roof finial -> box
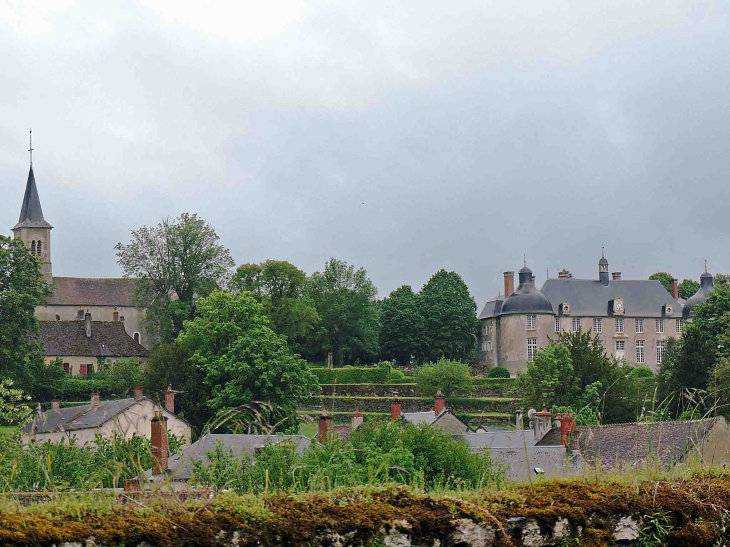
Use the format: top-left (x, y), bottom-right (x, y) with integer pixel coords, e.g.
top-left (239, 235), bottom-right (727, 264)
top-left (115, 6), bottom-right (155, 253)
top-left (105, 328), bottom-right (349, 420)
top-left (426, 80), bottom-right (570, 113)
top-left (28, 128), bottom-right (33, 167)
top-left (601, 244), bottom-right (605, 259)
top-left (705, 259), bottom-right (708, 274)
top-left (523, 254), bottom-right (526, 267)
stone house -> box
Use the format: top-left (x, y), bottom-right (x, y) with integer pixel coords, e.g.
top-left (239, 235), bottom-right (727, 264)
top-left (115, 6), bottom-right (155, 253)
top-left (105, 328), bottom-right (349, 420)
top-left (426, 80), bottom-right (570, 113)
top-left (477, 253), bottom-right (714, 375)
top-left (21, 386), bottom-right (191, 446)
top-left (11, 164), bottom-right (151, 349)
top-left (39, 312), bottom-right (150, 376)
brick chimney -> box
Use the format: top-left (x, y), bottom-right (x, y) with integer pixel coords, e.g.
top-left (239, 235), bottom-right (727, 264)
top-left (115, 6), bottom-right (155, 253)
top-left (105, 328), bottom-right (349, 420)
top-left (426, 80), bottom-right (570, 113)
top-left (318, 411), bottom-right (332, 442)
top-left (671, 278), bottom-right (679, 300)
top-left (150, 411), bottom-right (169, 474)
top-left (503, 271), bottom-right (515, 298)
top-left (51, 399), bottom-right (60, 411)
top-left (84, 311), bottom-right (92, 338)
top-left (612, 272), bottom-right (622, 281)
top-left (134, 385), bottom-right (144, 401)
top-left (532, 406), bottom-right (552, 444)
top-left (351, 408), bottom-right (364, 431)
top-left (90, 392), bottom-right (100, 407)
top-left (77, 307), bottom-right (84, 319)
top-left (390, 396), bottom-right (402, 420)
top-left (165, 385), bottom-right (175, 414)
top-left (434, 390), bottom-right (445, 415)
top-left (113, 307), bottom-right (119, 321)
top-left (560, 412), bottom-right (576, 446)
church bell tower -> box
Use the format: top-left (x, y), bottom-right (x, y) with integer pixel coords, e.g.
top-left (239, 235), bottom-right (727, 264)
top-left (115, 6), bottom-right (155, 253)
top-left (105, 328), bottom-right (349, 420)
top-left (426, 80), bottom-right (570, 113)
top-left (12, 131), bottom-right (53, 283)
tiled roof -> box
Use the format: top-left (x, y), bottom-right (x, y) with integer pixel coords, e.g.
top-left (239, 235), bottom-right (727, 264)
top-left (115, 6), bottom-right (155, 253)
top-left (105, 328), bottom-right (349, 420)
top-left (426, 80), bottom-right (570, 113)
top-left (314, 424), bottom-right (353, 441)
top-left (478, 297), bottom-right (504, 319)
top-left (22, 398), bottom-right (139, 434)
top-left (39, 320), bottom-right (150, 358)
top-left (47, 277), bottom-right (138, 307)
top-left (536, 418), bottom-right (724, 469)
top-left (154, 434), bottom-right (313, 480)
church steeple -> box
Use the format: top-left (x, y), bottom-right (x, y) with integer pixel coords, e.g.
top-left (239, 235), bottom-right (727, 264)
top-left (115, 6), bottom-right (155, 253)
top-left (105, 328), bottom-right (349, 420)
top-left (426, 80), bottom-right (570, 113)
top-left (12, 136), bottom-right (53, 283)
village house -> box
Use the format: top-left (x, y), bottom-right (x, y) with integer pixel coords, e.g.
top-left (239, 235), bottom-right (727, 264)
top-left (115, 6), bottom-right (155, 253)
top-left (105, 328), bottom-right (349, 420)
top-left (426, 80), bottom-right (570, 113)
top-left (21, 386), bottom-right (191, 446)
top-left (478, 252), bottom-right (715, 375)
top-left (39, 311), bottom-right (150, 376)
top-left (11, 163), bottom-right (151, 349)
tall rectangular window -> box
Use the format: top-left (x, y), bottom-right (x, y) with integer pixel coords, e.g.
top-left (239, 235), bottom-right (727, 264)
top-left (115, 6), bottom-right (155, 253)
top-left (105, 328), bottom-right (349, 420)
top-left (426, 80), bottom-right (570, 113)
top-left (527, 338), bottom-right (538, 361)
top-left (615, 339), bottom-right (626, 357)
top-left (527, 315), bottom-right (537, 330)
top-left (555, 316), bottom-right (561, 333)
top-left (636, 319), bottom-right (644, 333)
top-left (572, 318), bottom-right (581, 332)
top-left (615, 318), bottom-right (624, 334)
top-left (487, 341), bottom-right (492, 351)
top-left (636, 340), bottom-right (645, 364)
top-left (656, 319), bottom-right (664, 334)
top-left (657, 340), bottom-right (666, 363)
top-left (593, 318), bottom-right (602, 332)
top-left (676, 319), bottom-right (683, 334)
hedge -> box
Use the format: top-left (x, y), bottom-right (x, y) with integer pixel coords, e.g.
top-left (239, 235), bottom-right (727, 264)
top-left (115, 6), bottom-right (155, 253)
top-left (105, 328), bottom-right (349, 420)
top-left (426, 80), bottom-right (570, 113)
top-left (310, 362), bottom-right (400, 384)
top-left (55, 378), bottom-right (113, 399)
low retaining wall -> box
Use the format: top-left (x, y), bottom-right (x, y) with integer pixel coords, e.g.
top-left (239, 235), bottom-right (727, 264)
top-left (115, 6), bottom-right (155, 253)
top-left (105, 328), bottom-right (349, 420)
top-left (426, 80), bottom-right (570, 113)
top-left (318, 383), bottom-right (515, 398)
top-left (301, 395), bottom-right (518, 414)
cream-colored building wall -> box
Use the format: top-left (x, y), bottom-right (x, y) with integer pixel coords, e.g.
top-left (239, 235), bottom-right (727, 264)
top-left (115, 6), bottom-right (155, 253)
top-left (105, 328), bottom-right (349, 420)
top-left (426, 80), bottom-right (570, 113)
top-left (44, 355), bottom-right (147, 376)
top-left (14, 227), bottom-right (52, 281)
top-left (555, 316), bottom-right (682, 371)
top-left (431, 413), bottom-right (471, 435)
top-left (36, 305), bottom-right (149, 349)
top-left (23, 399), bottom-right (191, 446)
top-left (498, 314), bottom-right (555, 376)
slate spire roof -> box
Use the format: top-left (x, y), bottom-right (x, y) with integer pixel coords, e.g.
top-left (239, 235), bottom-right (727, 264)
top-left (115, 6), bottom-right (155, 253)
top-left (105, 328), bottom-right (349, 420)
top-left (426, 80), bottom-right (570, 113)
top-left (13, 166), bottom-right (52, 230)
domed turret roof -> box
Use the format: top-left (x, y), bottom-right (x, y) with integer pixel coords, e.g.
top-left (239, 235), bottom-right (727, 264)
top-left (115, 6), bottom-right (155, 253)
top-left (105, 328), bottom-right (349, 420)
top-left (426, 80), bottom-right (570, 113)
top-left (501, 265), bottom-right (554, 315)
top-left (684, 270), bottom-right (714, 318)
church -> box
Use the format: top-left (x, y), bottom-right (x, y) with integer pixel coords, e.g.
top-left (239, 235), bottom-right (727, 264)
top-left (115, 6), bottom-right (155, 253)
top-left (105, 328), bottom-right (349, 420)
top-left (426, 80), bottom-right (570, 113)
top-left (11, 162), bottom-right (150, 375)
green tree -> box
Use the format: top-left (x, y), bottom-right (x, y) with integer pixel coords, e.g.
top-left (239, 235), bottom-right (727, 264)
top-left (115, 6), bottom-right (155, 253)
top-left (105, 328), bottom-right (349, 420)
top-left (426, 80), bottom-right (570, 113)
top-left (230, 260), bottom-right (319, 345)
top-left (420, 270), bottom-right (479, 362)
top-left (515, 344), bottom-right (577, 410)
top-left (177, 291), bottom-right (319, 429)
top-left (0, 379), bottom-right (32, 426)
top-left (678, 279), bottom-right (700, 300)
top-left (143, 343), bottom-right (211, 434)
top-left (379, 285), bottom-right (425, 367)
top-left (649, 272), bottom-right (674, 293)
top-left (415, 358), bottom-right (472, 396)
top-left (115, 213), bottom-right (235, 344)
top-left (305, 258), bottom-right (380, 366)
top-left (97, 357), bottom-right (143, 396)
top-left (0, 235), bottom-right (60, 398)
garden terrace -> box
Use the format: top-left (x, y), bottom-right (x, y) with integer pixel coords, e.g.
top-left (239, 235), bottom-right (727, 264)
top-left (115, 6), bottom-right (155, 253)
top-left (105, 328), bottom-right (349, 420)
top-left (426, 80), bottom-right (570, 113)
top-left (300, 395), bottom-right (519, 415)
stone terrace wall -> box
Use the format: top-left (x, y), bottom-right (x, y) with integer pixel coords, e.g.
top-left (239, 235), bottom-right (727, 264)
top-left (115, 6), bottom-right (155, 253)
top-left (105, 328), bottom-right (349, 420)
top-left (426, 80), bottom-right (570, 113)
top-left (301, 395), bottom-right (518, 414)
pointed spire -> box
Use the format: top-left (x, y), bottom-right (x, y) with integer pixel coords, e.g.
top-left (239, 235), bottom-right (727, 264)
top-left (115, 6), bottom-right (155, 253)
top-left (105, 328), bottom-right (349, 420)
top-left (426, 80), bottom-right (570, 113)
top-left (13, 165), bottom-right (52, 230)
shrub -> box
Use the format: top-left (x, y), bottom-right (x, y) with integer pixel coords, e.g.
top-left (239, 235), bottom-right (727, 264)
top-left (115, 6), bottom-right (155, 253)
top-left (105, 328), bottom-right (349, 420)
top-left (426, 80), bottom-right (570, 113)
top-left (56, 378), bottom-right (113, 400)
top-left (310, 362), bottom-right (394, 384)
top-left (631, 366), bottom-right (655, 379)
top-left (488, 366), bottom-right (511, 379)
top-left (416, 358), bottom-right (472, 396)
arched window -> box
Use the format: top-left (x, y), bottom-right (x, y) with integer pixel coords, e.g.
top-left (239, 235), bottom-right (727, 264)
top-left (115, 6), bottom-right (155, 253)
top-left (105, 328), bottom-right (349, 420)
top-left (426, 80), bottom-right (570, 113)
top-left (30, 241), bottom-right (36, 255)
top-left (37, 240), bottom-right (42, 256)
top-left (133, 332), bottom-right (141, 344)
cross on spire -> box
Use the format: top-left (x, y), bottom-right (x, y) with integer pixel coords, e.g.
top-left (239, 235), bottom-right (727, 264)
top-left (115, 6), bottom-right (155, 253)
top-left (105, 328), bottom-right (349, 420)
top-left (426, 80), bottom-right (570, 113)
top-left (705, 259), bottom-right (708, 274)
top-left (28, 129), bottom-right (33, 167)
top-left (601, 244), bottom-right (605, 259)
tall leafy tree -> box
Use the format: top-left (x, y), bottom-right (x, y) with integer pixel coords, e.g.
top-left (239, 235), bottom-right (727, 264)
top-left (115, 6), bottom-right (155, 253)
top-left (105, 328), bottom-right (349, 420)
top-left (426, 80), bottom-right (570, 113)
top-left (678, 278), bottom-right (700, 300)
top-left (0, 235), bottom-right (61, 397)
top-left (230, 260), bottom-right (319, 345)
top-left (420, 270), bottom-right (479, 362)
top-left (305, 258), bottom-right (380, 366)
top-left (178, 291), bottom-right (318, 429)
top-left (648, 272), bottom-right (674, 293)
top-left (115, 213), bottom-right (235, 344)
top-left (379, 285), bottom-right (425, 367)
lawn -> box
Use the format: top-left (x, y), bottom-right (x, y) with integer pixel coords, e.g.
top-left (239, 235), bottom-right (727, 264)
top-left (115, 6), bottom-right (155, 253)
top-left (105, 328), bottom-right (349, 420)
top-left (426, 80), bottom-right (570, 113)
top-left (0, 426), bottom-right (18, 436)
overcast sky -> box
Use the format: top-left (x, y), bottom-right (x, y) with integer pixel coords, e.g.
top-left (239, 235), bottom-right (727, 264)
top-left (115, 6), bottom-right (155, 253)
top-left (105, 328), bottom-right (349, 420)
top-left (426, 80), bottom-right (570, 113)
top-left (1, 1), bottom-right (729, 307)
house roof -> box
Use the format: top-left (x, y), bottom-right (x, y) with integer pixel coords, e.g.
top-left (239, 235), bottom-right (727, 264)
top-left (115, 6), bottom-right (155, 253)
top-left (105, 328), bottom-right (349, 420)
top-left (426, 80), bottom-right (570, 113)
top-left (23, 398), bottom-right (138, 434)
top-left (314, 424), bottom-right (354, 442)
top-left (47, 277), bottom-right (138, 307)
top-left (154, 434), bottom-right (313, 480)
top-left (536, 418), bottom-right (725, 469)
top-left (540, 278), bottom-right (683, 318)
top-left (13, 167), bottom-right (52, 230)
top-left (454, 429), bottom-right (542, 449)
top-left (501, 266), bottom-right (554, 315)
top-left (684, 272), bottom-right (714, 318)
top-left (39, 320), bottom-right (150, 358)
top-left (478, 296), bottom-right (504, 320)
top-left (401, 409), bottom-right (471, 431)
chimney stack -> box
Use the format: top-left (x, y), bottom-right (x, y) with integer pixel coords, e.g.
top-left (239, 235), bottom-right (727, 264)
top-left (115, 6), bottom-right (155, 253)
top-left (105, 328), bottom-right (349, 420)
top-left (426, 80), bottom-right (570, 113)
top-left (532, 406), bottom-right (553, 444)
top-left (113, 307), bottom-right (119, 321)
top-left (84, 311), bottom-right (92, 338)
top-left (503, 271), bottom-right (515, 298)
top-left (612, 272), bottom-right (621, 281)
top-left (134, 385), bottom-right (144, 401)
top-left (560, 412), bottom-right (576, 446)
top-left (90, 392), bottom-right (100, 407)
top-left (351, 408), bottom-right (364, 431)
top-left (434, 390), bottom-right (445, 415)
top-left (150, 410), bottom-right (169, 474)
top-left (671, 278), bottom-right (679, 300)
top-left (51, 399), bottom-right (60, 411)
top-left (390, 396), bottom-right (402, 420)
top-left (165, 385), bottom-right (175, 414)
top-left (318, 411), bottom-right (332, 442)
top-left (515, 409), bottom-right (523, 429)
top-left (77, 307), bottom-right (84, 319)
